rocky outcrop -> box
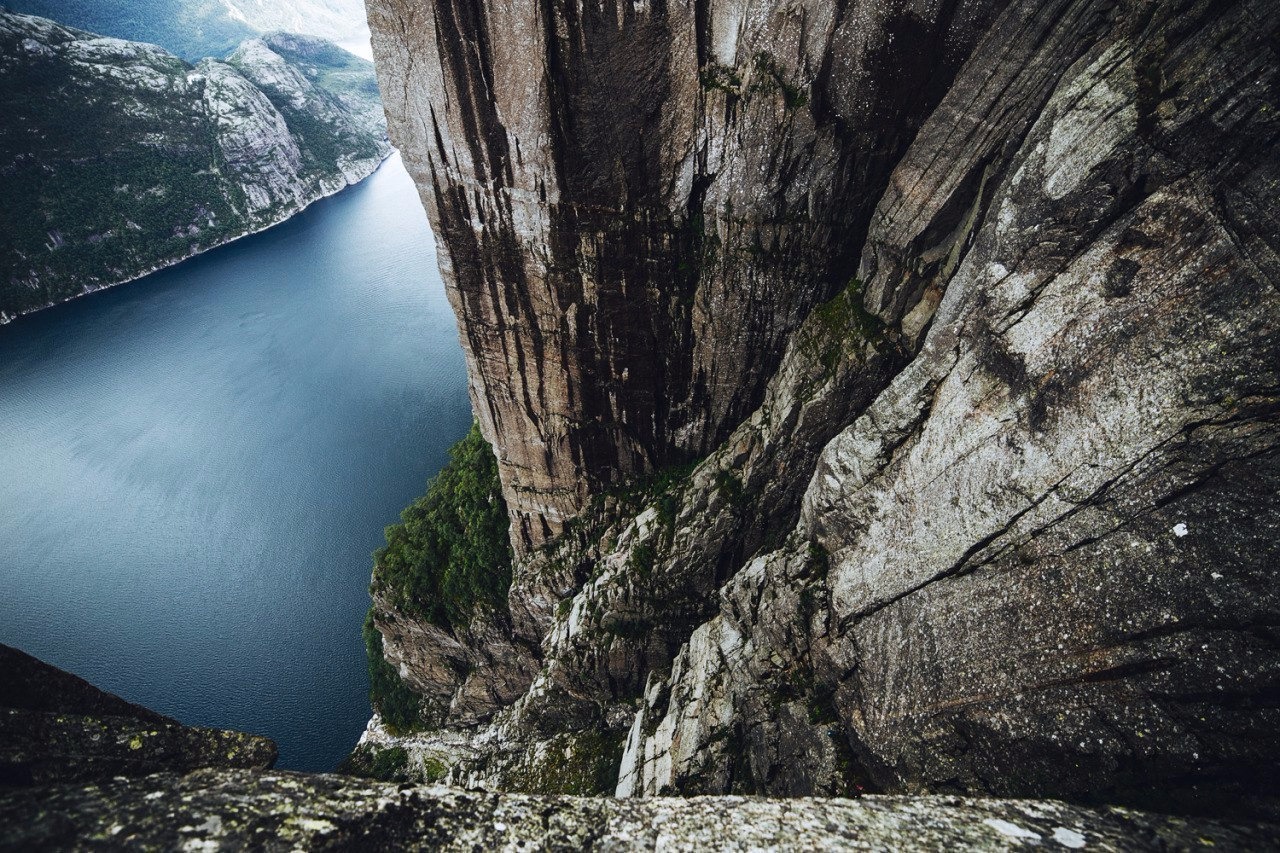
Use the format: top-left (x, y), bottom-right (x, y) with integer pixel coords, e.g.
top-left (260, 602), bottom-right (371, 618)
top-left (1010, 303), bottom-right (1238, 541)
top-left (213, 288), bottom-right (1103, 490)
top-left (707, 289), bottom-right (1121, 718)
top-left (4, 768), bottom-right (1276, 851)
top-left (0, 12), bottom-right (391, 322)
top-left (0, 645), bottom-right (276, 786)
top-left (364, 0), bottom-right (1280, 821)
top-left (10, 654), bottom-right (1273, 849)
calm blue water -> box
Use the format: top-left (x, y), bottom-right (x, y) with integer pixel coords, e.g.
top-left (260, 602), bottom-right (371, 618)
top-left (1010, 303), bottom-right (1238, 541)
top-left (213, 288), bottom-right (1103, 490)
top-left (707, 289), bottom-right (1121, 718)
top-left (0, 154), bottom-right (472, 771)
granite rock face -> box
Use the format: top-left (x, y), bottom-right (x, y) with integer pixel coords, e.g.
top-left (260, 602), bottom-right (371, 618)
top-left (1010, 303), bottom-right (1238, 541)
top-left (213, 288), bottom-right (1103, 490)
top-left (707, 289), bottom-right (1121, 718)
top-left (0, 645), bottom-right (276, 786)
top-left (0, 12), bottom-right (391, 321)
top-left (364, 0), bottom-right (1280, 815)
top-left (4, 768), bottom-right (1276, 851)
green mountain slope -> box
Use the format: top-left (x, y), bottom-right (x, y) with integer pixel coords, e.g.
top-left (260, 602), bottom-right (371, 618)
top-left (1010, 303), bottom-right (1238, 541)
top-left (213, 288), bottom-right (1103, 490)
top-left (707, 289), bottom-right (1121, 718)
top-left (0, 13), bottom-right (391, 321)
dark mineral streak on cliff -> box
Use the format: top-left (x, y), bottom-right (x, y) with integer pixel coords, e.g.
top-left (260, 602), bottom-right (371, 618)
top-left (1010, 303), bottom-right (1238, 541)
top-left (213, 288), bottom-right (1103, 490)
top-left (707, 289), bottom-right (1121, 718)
top-left (370, 0), bottom-right (1011, 554)
top-left (363, 0), bottom-right (1280, 815)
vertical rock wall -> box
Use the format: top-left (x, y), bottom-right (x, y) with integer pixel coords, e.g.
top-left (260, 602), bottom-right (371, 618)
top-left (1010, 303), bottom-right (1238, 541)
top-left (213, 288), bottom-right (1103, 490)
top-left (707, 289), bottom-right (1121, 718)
top-left (369, 0), bottom-right (1008, 552)
top-left (365, 0), bottom-right (1280, 813)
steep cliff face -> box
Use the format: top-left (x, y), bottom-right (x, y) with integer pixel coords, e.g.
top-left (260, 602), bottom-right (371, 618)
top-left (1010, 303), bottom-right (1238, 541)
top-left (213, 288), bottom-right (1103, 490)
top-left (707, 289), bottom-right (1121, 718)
top-left (370, 0), bottom-right (1013, 553)
top-left (0, 13), bottom-right (391, 321)
top-left (365, 0), bottom-right (1280, 817)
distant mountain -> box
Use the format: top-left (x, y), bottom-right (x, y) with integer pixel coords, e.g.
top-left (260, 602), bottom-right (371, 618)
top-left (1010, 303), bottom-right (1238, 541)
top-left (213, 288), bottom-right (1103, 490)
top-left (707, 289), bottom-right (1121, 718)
top-left (2, 0), bottom-right (370, 60)
top-left (0, 13), bottom-right (391, 321)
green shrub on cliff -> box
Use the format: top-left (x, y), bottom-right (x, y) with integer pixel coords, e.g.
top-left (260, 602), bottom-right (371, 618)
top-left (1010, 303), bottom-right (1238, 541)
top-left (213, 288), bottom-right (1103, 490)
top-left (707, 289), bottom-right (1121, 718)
top-left (372, 423), bottom-right (513, 630)
top-left (362, 609), bottom-right (424, 734)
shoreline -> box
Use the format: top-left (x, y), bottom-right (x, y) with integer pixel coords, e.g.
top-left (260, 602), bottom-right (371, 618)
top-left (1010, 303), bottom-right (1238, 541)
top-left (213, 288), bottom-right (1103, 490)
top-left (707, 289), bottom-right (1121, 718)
top-left (0, 148), bottom-right (395, 328)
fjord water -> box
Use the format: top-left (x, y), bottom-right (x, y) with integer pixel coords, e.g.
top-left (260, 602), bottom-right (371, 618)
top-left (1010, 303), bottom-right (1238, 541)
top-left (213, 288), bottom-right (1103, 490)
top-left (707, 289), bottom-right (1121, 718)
top-left (0, 154), bottom-right (472, 771)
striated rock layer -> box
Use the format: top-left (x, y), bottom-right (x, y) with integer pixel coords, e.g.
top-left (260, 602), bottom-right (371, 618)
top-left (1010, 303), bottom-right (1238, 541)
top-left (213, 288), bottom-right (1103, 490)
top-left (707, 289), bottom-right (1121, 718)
top-left (365, 0), bottom-right (1280, 820)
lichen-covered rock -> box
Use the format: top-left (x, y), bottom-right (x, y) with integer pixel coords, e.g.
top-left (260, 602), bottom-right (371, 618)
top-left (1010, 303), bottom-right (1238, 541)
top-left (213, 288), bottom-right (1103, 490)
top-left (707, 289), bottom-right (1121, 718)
top-left (3, 768), bottom-right (1276, 851)
top-left (0, 644), bottom-right (276, 786)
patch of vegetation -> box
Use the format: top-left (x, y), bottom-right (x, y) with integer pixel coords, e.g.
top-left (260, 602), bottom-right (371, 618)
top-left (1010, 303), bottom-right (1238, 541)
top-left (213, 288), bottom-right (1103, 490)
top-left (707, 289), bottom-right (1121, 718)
top-left (371, 423), bottom-right (514, 630)
top-left (713, 469), bottom-right (746, 511)
top-left (800, 278), bottom-right (886, 375)
top-left (362, 609), bottom-right (427, 735)
top-left (370, 745), bottom-right (409, 778)
top-left (749, 52), bottom-right (810, 109)
top-left (502, 730), bottom-right (626, 795)
top-left (596, 458), bottom-right (700, 530)
top-left (698, 54), bottom-right (810, 110)
top-left (806, 540), bottom-right (830, 580)
top-left (699, 62), bottom-right (742, 95)
top-left (600, 612), bottom-right (654, 639)
top-left (628, 540), bottom-right (658, 578)
top-left (422, 756), bottom-right (449, 783)
top-left (338, 743), bottom-right (410, 782)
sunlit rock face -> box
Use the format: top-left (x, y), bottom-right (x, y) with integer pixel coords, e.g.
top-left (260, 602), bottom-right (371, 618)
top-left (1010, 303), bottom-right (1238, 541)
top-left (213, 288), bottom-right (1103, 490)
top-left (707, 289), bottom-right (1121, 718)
top-left (367, 0), bottom-right (1280, 815)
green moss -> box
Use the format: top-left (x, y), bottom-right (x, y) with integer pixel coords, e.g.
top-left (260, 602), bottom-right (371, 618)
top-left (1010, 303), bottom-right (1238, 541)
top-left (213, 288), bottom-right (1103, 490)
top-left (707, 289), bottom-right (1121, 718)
top-left (422, 757), bottom-right (448, 784)
top-left (502, 730), bottom-right (626, 795)
top-left (371, 424), bottom-right (513, 630)
top-left (800, 278), bottom-right (886, 377)
top-left (339, 743), bottom-right (411, 781)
